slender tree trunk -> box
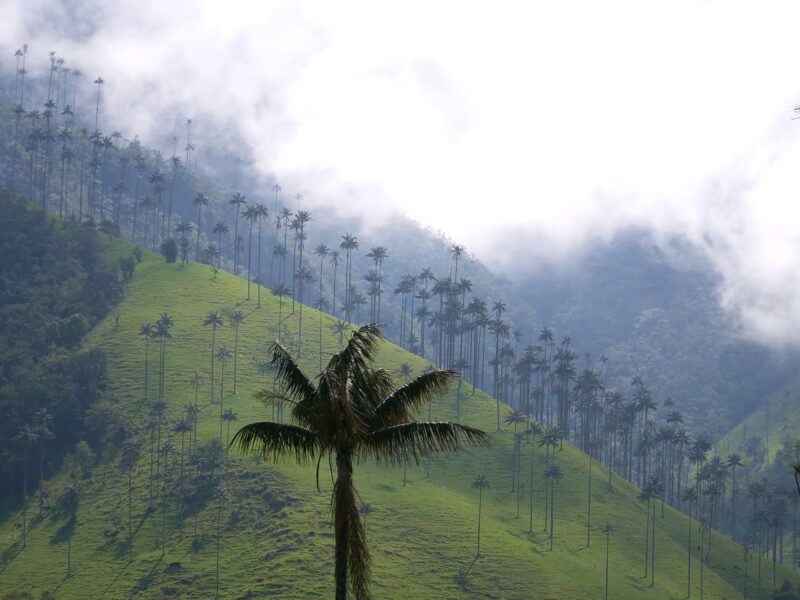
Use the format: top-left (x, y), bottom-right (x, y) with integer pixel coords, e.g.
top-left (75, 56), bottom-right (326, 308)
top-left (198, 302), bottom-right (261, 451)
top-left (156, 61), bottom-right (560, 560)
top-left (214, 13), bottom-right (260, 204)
top-left (334, 452), bottom-right (355, 600)
top-left (476, 487), bottom-right (483, 558)
top-left (605, 533), bottom-right (611, 600)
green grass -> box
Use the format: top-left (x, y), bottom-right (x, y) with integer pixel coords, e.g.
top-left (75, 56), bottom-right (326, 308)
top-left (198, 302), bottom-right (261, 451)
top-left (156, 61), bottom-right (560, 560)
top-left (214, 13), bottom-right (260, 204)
top-left (0, 237), bottom-right (795, 599)
top-left (716, 376), bottom-right (800, 465)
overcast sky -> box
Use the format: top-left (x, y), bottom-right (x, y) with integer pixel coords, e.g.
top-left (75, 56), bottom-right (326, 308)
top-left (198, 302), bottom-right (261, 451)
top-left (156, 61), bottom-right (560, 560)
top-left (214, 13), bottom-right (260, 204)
top-left (4, 0), bottom-right (800, 344)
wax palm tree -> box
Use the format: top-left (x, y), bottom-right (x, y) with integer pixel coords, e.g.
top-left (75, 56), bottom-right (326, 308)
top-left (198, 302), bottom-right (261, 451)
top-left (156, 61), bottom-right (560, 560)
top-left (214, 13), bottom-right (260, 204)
top-left (35, 408), bottom-right (54, 518)
top-left (14, 422), bottom-right (38, 547)
top-left (728, 453), bottom-right (743, 539)
top-left (227, 310), bottom-right (245, 394)
top-left (229, 193), bottom-right (247, 275)
top-left (59, 481), bottom-right (80, 575)
top-left (453, 358), bottom-right (470, 423)
top-left (366, 246), bottom-right (388, 322)
top-left (243, 205), bottom-right (259, 299)
top-left (193, 192), bottom-right (209, 261)
top-left (359, 502), bottom-right (374, 534)
top-left (216, 345), bottom-right (231, 438)
top-left (601, 522), bottom-right (617, 600)
top-left (315, 295), bottom-right (330, 372)
top-left (120, 438), bottom-right (140, 560)
top-left (330, 250), bottom-right (341, 315)
top-left (545, 463), bottom-right (563, 550)
top-left (333, 320), bottom-right (348, 346)
top-left (222, 409), bottom-right (238, 452)
top-left (272, 283), bottom-right (291, 343)
top-left (340, 233), bottom-right (359, 323)
top-left (233, 325), bottom-right (488, 600)
top-left (212, 221), bottom-right (229, 269)
top-left (314, 243), bottom-right (330, 307)
top-left (203, 311), bottom-right (224, 403)
top-left (295, 266), bottom-right (313, 354)
top-left (527, 422), bottom-right (543, 533)
top-left (155, 313), bottom-right (174, 401)
top-left (254, 204), bottom-right (269, 306)
top-left (472, 474), bottom-right (490, 558)
top-left (139, 322), bottom-right (156, 402)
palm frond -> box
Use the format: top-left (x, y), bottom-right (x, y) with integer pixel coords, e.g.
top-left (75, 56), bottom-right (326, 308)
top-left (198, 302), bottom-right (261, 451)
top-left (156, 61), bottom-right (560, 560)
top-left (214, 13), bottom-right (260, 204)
top-left (369, 370), bottom-right (456, 429)
top-left (253, 389), bottom-right (297, 408)
top-left (351, 368), bottom-right (396, 417)
top-left (364, 422), bottom-right (490, 465)
top-left (268, 342), bottom-right (317, 402)
top-left (326, 324), bottom-right (383, 378)
top-left (231, 421), bottom-right (320, 463)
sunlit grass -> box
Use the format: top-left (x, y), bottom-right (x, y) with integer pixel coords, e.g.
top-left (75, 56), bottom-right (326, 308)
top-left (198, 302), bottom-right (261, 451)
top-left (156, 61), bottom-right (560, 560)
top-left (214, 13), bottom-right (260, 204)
top-left (0, 236), bottom-right (794, 599)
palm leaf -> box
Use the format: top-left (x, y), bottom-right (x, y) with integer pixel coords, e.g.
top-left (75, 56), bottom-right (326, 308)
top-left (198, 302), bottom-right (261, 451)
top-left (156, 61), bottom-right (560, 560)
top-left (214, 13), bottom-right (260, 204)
top-left (268, 342), bottom-right (317, 402)
top-left (326, 324), bottom-right (383, 378)
top-left (364, 422), bottom-right (489, 465)
top-left (351, 368), bottom-right (395, 417)
top-left (369, 370), bottom-right (456, 429)
top-left (231, 421), bottom-right (320, 463)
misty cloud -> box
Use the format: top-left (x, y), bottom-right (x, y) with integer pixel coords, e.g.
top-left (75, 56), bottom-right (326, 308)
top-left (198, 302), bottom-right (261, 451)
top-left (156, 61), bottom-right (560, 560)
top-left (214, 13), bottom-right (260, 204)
top-left (4, 0), bottom-right (800, 345)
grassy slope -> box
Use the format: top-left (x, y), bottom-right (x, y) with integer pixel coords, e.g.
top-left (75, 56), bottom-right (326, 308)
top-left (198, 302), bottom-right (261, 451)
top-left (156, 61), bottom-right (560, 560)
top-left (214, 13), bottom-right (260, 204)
top-left (716, 376), bottom-right (800, 465)
top-left (1, 238), bottom-right (795, 599)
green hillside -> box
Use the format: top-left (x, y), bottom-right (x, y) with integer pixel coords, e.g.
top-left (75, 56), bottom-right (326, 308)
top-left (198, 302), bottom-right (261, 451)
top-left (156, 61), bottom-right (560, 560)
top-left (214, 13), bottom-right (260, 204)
top-left (0, 235), bottom-right (793, 599)
top-left (716, 376), bottom-right (800, 474)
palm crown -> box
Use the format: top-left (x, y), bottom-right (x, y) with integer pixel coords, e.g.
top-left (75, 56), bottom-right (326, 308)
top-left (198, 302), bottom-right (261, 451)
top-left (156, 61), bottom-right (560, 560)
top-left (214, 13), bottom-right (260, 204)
top-left (232, 324), bottom-right (488, 599)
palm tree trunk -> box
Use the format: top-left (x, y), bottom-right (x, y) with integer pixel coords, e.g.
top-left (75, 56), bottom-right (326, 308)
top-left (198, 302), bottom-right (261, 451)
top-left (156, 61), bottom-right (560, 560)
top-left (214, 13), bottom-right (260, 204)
top-left (605, 533), bottom-right (611, 600)
top-left (476, 487), bottom-right (482, 558)
top-left (334, 452), bottom-right (356, 600)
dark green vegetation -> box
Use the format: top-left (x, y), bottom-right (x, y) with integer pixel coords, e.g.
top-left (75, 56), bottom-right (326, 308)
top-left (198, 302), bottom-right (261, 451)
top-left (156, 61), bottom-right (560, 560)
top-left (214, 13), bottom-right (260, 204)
top-left (0, 193), bottom-right (127, 518)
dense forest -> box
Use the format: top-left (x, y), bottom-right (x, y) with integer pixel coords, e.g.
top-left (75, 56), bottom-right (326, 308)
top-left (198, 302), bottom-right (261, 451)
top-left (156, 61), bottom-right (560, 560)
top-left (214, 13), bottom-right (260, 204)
top-left (1, 44), bottom-right (799, 600)
top-left (0, 194), bottom-right (132, 509)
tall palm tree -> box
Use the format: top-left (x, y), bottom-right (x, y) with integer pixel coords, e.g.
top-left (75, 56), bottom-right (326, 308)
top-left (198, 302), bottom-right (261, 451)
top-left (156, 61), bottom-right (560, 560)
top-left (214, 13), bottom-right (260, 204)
top-left (59, 481), bottom-right (80, 576)
top-left (35, 408), bottom-right (54, 518)
top-left (340, 233), bottom-right (359, 323)
top-left (229, 192), bottom-right (247, 275)
top-left (121, 438), bottom-right (140, 560)
top-left (233, 325), bottom-right (488, 600)
top-left (359, 502), bottom-right (374, 534)
top-left (472, 474), bottom-right (490, 558)
top-left (212, 221), bottom-right (229, 269)
top-left (193, 192), bottom-right (209, 262)
top-left (228, 311), bottom-right (245, 394)
top-left (14, 422), bottom-right (39, 547)
top-left (254, 204), bottom-right (269, 306)
top-left (330, 250), bottom-right (341, 315)
top-left (272, 283), bottom-right (291, 343)
top-left (155, 313), bottom-right (174, 401)
top-left (366, 246), bottom-right (388, 323)
top-left (601, 522), bottom-right (617, 600)
top-left (139, 322), bottom-right (156, 402)
top-left (203, 311), bottom-right (224, 403)
top-left (295, 266), bottom-right (313, 354)
top-left (243, 205), bottom-right (259, 299)
top-left (545, 463), bottom-right (563, 551)
top-left (728, 453), bottom-right (743, 539)
top-left (222, 408), bottom-right (239, 452)
top-left (216, 345), bottom-right (231, 438)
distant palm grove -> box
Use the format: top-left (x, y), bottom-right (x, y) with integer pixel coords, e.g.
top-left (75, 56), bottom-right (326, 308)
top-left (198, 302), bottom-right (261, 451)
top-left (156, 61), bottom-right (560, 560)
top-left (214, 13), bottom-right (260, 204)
top-left (2, 44), bottom-right (800, 600)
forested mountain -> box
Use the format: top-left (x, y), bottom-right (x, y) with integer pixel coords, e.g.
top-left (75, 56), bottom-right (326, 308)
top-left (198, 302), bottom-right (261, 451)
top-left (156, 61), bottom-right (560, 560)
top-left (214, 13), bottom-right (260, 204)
top-left (0, 68), bottom-right (792, 440)
top-left (0, 207), bottom-right (788, 598)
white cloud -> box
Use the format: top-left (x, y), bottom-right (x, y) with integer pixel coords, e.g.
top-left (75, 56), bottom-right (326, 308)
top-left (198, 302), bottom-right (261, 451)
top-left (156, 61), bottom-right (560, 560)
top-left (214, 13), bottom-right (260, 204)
top-left (4, 0), bottom-right (800, 343)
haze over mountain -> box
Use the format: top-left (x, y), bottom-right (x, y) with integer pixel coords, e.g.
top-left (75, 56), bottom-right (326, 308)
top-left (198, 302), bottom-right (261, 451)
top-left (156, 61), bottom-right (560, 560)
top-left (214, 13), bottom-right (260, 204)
top-left (5, 0), bottom-right (800, 348)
